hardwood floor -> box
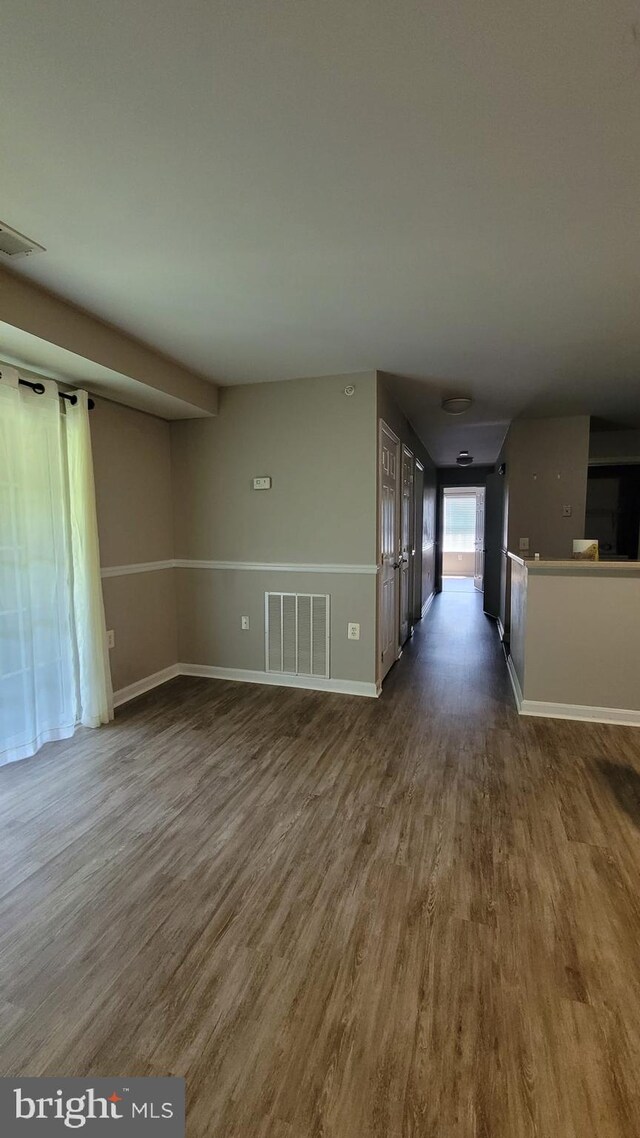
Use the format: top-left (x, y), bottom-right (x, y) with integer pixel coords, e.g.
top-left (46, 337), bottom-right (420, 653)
top-left (1, 589), bottom-right (640, 1136)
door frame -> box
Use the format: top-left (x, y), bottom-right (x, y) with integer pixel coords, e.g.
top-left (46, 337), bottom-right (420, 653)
top-left (399, 444), bottom-right (415, 646)
top-left (473, 486), bottom-right (486, 591)
top-left (439, 485), bottom-right (484, 586)
top-left (412, 459), bottom-right (424, 621)
top-left (377, 419), bottom-right (401, 685)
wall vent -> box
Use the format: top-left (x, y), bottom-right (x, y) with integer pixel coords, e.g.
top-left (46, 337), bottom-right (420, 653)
top-left (265, 592), bottom-right (330, 678)
top-left (0, 221), bottom-right (46, 259)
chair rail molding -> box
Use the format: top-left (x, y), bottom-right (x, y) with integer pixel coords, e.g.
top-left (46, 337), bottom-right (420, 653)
top-left (102, 559), bottom-right (379, 577)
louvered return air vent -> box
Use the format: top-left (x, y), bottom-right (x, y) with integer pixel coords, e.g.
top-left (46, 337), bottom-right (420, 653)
top-left (0, 221), bottom-right (46, 259)
top-left (265, 592), bottom-right (330, 679)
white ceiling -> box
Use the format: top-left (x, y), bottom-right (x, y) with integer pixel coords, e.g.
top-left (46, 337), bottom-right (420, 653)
top-left (2, 0), bottom-right (640, 463)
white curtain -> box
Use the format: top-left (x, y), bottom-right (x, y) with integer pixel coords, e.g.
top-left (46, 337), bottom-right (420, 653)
top-left (0, 369), bottom-right (113, 766)
top-left (65, 390), bottom-right (113, 730)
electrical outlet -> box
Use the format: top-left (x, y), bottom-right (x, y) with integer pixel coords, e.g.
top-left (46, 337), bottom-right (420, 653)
top-left (519, 537), bottom-right (529, 552)
top-left (348, 622), bottom-right (360, 640)
top-left (241, 616), bottom-right (250, 630)
top-left (562, 504), bottom-right (572, 517)
top-left (107, 629), bottom-right (115, 650)
top-left (252, 476), bottom-right (271, 490)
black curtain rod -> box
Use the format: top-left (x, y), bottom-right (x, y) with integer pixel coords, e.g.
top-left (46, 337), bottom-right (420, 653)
top-left (17, 377), bottom-right (95, 410)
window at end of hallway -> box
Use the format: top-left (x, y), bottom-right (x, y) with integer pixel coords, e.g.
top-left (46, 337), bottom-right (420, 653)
top-left (443, 495), bottom-right (476, 552)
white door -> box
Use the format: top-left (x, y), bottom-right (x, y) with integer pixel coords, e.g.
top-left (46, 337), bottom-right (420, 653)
top-left (474, 487), bottom-right (485, 592)
top-left (379, 422), bottom-right (400, 680)
top-left (412, 460), bottom-right (424, 621)
top-left (400, 445), bottom-right (414, 644)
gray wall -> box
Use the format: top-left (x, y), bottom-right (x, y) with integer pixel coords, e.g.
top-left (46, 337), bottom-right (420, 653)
top-left (93, 368), bottom-right (437, 695)
top-left (91, 396), bottom-right (177, 691)
top-left (172, 373), bottom-right (377, 564)
top-left (443, 552), bottom-right (475, 576)
top-left (177, 568), bottom-right (377, 684)
top-left (510, 564), bottom-right (640, 712)
top-left (509, 559), bottom-right (527, 691)
top-left (505, 415), bottom-right (590, 558)
top-left (171, 372), bottom-right (379, 684)
top-left (498, 417), bottom-right (589, 634)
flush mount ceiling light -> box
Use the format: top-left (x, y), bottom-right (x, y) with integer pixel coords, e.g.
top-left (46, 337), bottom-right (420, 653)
top-left (441, 396), bottom-right (472, 415)
top-left (456, 450), bottom-right (474, 466)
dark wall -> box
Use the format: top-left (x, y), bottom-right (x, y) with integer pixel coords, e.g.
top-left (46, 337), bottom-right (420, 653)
top-left (484, 471), bottom-right (506, 619)
top-left (437, 465), bottom-right (495, 490)
top-left (586, 464), bottom-right (640, 559)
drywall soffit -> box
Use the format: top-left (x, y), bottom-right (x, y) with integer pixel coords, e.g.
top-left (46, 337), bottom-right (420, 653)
top-left (0, 322), bottom-right (216, 419)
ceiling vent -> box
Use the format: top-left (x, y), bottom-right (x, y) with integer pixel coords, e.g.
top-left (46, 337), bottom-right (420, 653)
top-left (0, 221), bottom-right (46, 259)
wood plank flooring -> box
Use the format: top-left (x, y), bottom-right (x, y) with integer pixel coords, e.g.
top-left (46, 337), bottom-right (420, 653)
top-left (1, 589), bottom-right (640, 1136)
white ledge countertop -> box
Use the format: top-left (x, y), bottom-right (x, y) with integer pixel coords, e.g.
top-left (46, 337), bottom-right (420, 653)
top-left (507, 551), bottom-right (640, 575)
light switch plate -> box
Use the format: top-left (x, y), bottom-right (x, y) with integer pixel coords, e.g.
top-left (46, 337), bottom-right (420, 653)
top-left (107, 630), bottom-right (115, 650)
top-left (253, 476), bottom-right (272, 490)
top-left (562, 504), bottom-right (572, 517)
top-left (519, 537), bottom-right (529, 552)
top-left (241, 616), bottom-right (250, 630)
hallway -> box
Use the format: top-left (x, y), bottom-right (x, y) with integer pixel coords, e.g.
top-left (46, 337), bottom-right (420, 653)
top-left (441, 575), bottom-right (476, 592)
top-left (386, 582), bottom-right (509, 724)
top-left (1, 593), bottom-right (639, 1136)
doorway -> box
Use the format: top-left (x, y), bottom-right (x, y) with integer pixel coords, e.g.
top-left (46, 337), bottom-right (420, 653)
top-left (379, 422), bottom-right (401, 680)
top-left (378, 423), bottom-right (424, 685)
top-left (399, 445), bottom-right (414, 644)
top-left (412, 460), bottom-right (424, 621)
top-left (585, 464), bottom-right (640, 559)
top-left (441, 487), bottom-right (485, 594)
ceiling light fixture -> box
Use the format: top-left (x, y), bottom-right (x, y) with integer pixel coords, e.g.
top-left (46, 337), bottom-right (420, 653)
top-left (442, 396), bottom-right (472, 415)
top-left (456, 450), bottom-right (473, 466)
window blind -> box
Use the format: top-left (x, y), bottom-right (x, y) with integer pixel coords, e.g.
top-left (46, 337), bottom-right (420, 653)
top-left (443, 495), bottom-right (476, 552)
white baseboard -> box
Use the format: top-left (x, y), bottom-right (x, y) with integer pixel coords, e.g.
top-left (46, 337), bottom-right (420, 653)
top-left (518, 699), bottom-right (640, 728)
top-left (113, 659), bottom-right (640, 726)
top-left (180, 663), bottom-right (380, 698)
top-left (113, 664), bottom-right (181, 708)
top-left (113, 662), bottom-right (380, 707)
top-left (497, 617), bottom-right (506, 641)
top-left (505, 655), bottom-right (640, 726)
top-left (506, 654), bottom-right (523, 710)
top-left (419, 591), bottom-right (432, 619)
